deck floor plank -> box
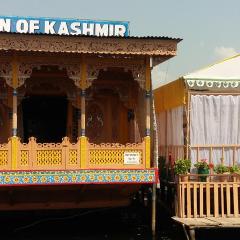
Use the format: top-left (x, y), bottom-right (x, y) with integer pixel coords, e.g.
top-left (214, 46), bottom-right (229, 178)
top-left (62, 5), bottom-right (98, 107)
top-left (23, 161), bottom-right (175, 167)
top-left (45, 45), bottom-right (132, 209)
top-left (172, 217), bottom-right (240, 229)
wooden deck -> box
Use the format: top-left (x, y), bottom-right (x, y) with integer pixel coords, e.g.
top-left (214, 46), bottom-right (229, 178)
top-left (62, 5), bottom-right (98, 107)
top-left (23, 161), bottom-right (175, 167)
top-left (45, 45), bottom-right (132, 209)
top-left (172, 216), bottom-right (240, 229)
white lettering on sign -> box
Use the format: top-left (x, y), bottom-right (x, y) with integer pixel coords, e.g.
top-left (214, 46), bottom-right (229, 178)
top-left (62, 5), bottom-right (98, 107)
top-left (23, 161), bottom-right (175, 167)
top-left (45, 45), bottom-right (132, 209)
top-left (95, 24), bottom-right (108, 37)
top-left (0, 16), bottom-right (129, 37)
top-left (82, 23), bottom-right (94, 35)
top-left (29, 20), bottom-right (39, 33)
top-left (16, 19), bottom-right (28, 33)
top-left (45, 21), bottom-right (56, 34)
top-left (0, 18), bottom-right (10, 32)
top-left (70, 22), bottom-right (81, 35)
top-left (58, 21), bottom-right (69, 35)
top-left (124, 152), bottom-right (140, 165)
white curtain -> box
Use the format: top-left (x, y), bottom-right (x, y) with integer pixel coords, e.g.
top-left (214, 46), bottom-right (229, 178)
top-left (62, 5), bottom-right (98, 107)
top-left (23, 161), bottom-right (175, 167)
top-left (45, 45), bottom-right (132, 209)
top-left (157, 106), bottom-right (184, 161)
top-left (190, 95), bottom-right (240, 166)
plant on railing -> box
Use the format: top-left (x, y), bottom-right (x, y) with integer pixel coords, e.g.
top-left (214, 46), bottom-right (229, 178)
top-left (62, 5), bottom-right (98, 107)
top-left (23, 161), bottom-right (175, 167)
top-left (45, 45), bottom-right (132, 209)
top-left (229, 165), bottom-right (240, 173)
top-left (214, 163), bottom-right (230, 182)
top-left (194, 159), bottom-right (214, 181)
top-left (214, 164), bottom-right (229, 174)
top-left (174, 158), bottom-right (191, 182)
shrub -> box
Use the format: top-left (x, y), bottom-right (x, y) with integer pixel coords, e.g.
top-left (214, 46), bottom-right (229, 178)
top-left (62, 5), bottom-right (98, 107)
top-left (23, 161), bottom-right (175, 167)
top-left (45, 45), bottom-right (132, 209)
top-left (174, 159), bottom-right (191, 175)
top-left (214, 164), bottom-right (229, 174)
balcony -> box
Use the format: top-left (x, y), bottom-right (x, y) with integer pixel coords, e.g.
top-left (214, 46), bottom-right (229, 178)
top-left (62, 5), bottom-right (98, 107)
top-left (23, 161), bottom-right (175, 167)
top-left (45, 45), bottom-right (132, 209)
top-left (0, 136), bottom-right (149, 170)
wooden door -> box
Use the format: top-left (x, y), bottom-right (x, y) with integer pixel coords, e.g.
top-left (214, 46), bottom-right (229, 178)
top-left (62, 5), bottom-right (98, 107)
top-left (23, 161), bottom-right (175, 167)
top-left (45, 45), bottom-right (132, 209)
top-left (86, 92), bottom-right (129, 144)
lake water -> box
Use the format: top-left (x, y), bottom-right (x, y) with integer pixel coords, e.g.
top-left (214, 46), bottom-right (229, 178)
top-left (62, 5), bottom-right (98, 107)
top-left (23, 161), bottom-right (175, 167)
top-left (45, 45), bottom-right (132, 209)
top-left (0, 201), bottom-right (240, 239)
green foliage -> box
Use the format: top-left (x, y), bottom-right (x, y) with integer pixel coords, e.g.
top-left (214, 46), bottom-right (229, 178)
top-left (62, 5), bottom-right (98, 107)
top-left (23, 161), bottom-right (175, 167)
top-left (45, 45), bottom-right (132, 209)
top-left (229, 165), bottom-right (240, 173)
top-left (174, 158), bottom-right (191, 175)
top-left (194, 159), bottom-right (214, 170)
top-left (214, 164), bottom-right (229, 174)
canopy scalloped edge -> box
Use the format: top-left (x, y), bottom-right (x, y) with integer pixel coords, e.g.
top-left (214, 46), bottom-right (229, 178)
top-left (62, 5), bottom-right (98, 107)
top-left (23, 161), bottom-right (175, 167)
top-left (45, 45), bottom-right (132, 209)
top-left (186, 79), bottom-right (240, 89)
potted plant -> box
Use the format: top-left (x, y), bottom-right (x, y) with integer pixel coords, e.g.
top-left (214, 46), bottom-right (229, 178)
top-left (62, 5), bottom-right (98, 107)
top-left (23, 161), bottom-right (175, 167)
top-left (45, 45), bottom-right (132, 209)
top-left (174, 158), bottom-right (191, 182)
top-left (214, 163), bottom-right (230, 182)
top-left (229, 165), bottom-right (240, 182)
top-left (194, 159), bottom-right (214, 182)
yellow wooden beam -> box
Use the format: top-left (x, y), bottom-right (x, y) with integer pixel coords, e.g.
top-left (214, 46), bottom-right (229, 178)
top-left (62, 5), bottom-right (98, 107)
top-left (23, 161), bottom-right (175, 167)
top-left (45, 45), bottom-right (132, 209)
top-left (145, 136), bottom-right (151, 168)
top-left (80, 136), bottom-right (87, 168)
top-left (11, 136), bottom-right (18, 170)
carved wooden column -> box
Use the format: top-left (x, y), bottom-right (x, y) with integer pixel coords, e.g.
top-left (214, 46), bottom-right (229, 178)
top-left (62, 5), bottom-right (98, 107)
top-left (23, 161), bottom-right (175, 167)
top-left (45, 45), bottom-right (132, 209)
top-left (11, 58), bottom-right (19, 170)
top-left (80, 56), bottom-right (87, 168)
top-left (145, 57), bottom-right (151, 169)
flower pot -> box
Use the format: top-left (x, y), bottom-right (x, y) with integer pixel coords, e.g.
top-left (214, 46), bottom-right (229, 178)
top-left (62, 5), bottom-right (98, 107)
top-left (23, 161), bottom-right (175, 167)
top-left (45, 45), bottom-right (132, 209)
top-left (218, 173), bottom-right (229, 182)
top-left (197, 168), bottom-right (209, 182)
top-left (180, 175), bottom-right (189, 182)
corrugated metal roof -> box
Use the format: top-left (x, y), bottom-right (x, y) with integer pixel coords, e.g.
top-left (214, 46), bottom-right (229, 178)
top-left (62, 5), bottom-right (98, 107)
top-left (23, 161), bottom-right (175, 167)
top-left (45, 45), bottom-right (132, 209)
top-left (0, 31), bottom-right (182, 42)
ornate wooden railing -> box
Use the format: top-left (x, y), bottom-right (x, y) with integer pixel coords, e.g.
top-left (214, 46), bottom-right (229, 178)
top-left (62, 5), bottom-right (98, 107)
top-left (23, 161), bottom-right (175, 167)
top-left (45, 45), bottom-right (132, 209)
top-left (190, 144), bottom-right (240, 165)
top-left (176, 174), bottom-right (240, 218)
top-left (87, 142), bottom-right (145, 169)
top-left (0, 137), bottom-right (146, 170)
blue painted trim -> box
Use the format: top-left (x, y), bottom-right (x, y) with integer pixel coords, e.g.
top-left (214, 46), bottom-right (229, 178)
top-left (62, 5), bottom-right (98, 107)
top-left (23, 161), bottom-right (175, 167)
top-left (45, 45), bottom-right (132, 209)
top-left (0, 169), bottom-right (156, 185)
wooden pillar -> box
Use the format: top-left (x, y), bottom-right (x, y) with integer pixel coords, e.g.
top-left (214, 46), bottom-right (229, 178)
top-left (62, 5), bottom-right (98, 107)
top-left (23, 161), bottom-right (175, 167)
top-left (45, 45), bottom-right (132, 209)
top-left (80, 56), bottom-right (87, 169)
top-left (81, 89), bottom-right (86, 136)
top-left (12, 89), bottom-right (17, 136)
top-left (11, 57), bottom-right (19, 170)
top-left (145, 57), bottom-right (151, 169)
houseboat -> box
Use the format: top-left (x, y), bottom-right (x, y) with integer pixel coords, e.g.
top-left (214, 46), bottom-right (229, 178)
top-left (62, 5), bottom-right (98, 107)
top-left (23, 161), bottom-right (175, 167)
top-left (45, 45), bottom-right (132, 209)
top-left (154, 55), bottom-right (240, 240)
top-left (0, 15), bottom-right (181, 211)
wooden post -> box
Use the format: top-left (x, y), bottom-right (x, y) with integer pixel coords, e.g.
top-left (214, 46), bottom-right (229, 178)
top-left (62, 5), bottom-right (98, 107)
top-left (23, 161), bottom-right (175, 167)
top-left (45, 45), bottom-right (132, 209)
top-left (80, 56), bottom-right (87, 169)
top-left (145, 57), bottom-right (151, 169)
top-left (11, 57), bottom-right (18, 170)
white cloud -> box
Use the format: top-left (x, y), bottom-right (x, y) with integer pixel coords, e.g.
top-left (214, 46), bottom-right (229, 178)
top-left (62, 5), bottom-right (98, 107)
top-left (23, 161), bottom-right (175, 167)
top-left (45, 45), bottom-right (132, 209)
top-left (214, 46), bottom-right (238, 60)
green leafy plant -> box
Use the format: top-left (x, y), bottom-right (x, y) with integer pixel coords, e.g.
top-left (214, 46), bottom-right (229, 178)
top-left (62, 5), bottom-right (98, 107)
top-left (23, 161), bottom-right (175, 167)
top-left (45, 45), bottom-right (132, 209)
top-left (214, 164), bottom-right (229, 174)
top-left (229, 165), bottom-right (240, 173)
top-left (174, 158), bottom-right (191, 175)
top-left (194, 159), bottom-right (214, 170)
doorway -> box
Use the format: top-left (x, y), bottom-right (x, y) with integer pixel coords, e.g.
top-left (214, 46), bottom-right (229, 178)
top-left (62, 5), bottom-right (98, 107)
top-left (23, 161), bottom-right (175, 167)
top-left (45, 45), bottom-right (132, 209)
top-left (22, 96), bottom-right (68, 143)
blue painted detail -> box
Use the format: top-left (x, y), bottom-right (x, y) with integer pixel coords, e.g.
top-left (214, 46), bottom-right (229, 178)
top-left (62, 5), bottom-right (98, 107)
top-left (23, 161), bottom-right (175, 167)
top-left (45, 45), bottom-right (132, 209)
top-left (0, 15), bottom-right (129, 37)
top-left (13, 89), bottom-right (17, 96)
top-left (0, 169), bottom-right (156, 185)
top-left (12, 128), bottom-right (17, 136)
top-left (145, 91), bottom-right (151, 98)
top-left (80, 90), bottom-right (86, 97)
top-left (81, 129), bottom-right (85, 136)
top-left (145, 128), bottom-right (150, 136)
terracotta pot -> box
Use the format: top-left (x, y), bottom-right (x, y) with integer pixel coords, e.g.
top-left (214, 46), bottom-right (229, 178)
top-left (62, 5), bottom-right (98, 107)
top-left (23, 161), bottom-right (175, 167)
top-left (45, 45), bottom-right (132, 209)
top-left (180, 175), bottom-right (189, 182)
top-left (218, 174), bottom-right (229, 182)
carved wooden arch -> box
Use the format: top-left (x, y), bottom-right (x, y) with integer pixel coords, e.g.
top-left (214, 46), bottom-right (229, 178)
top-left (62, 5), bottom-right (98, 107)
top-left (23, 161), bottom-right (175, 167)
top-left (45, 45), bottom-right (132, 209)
top-left (0, 61), bottom-right (82, 89)
top-left (0, 58), bottom-right (146, 90)
top-left (86, 63), bottom-right (145, 90)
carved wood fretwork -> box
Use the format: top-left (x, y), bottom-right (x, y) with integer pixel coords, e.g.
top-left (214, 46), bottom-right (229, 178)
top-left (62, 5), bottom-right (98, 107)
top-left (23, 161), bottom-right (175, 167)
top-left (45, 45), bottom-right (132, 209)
top-left (0, 56), bottom-right (146, 89)
top-left (0, 33), bottom-right (178, 56)
top-left (87, 62), bottom-right (145, 89)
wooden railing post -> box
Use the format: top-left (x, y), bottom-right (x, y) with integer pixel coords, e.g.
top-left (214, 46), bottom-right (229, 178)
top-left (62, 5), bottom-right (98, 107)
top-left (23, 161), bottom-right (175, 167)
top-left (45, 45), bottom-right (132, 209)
top-left (10, 136), bottom-right (18, 170)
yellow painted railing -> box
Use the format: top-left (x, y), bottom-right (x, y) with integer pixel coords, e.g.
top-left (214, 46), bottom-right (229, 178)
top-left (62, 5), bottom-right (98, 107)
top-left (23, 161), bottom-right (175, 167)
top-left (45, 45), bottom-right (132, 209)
top-left (176, 174), bottom-right (240, 218)
top-left (0, 137), bottom-right (148, 170)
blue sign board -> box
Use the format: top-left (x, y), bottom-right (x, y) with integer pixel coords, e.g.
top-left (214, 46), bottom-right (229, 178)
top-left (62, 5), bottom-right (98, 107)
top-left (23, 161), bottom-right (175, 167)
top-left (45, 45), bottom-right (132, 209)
top-left (0, 16), bottom-right (129, 37)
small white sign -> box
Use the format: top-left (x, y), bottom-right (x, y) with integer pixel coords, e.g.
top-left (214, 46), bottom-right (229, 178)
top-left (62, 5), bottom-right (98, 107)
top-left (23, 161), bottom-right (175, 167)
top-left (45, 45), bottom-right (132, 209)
top-left (124, 152), bottom-right (140, 165)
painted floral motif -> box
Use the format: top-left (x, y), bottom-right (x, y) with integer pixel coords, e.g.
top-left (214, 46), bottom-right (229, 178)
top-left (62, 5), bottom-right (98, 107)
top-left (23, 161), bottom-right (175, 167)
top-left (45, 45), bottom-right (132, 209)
top-left (0, 170), bottom-right (156, 185)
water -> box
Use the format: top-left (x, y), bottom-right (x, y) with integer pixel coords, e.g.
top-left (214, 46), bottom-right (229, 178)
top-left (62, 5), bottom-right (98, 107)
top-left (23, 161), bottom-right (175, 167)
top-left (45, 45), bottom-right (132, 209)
top-left (0, 201), bottom-right (240, 239)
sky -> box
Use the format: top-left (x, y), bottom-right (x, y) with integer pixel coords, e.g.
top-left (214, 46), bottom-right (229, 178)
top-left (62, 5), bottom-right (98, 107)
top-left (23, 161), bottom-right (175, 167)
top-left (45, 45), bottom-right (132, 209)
top-left (0, 0), bottom-right (240, 89)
